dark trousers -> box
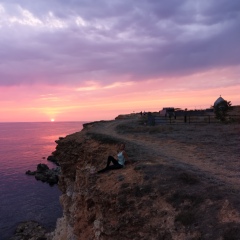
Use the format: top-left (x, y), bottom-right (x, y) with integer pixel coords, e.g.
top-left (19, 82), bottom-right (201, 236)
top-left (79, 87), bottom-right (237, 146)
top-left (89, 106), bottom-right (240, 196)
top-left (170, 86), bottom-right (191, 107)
top-left (98, 156), bottom-right (123, 173)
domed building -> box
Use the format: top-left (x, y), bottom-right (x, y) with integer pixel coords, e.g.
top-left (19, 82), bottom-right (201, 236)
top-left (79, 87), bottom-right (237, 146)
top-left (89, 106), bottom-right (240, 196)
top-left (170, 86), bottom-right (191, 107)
top-left (214, 95), bottom-right (225, 107)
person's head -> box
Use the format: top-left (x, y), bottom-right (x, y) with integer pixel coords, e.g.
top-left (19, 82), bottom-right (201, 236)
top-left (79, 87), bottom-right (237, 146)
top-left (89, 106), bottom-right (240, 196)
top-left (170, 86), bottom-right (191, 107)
top-left (119, 143), bottom-right (125, 150)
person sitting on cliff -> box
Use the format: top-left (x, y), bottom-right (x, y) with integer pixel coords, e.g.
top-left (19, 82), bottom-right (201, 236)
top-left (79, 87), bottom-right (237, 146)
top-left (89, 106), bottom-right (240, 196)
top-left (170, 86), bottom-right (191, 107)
top-left (97, 143), bottom-right (129, 173)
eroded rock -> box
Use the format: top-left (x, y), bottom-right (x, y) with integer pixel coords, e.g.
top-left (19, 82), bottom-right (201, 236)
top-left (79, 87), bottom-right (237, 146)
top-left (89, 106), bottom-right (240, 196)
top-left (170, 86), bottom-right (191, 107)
top-left (26, 163), bottom-right (60, 185)
top-left (10, 221), bottom-right (47, 240)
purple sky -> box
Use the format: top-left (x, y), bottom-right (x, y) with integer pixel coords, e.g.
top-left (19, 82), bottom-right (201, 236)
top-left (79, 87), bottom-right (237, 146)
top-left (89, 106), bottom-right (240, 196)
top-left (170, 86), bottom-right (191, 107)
top-left (0, 0), bottom-right (240, 121)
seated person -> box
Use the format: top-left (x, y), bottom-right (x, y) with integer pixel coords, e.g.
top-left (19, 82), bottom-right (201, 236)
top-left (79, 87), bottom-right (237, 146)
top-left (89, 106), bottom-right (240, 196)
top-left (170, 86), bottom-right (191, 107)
top-left (97, 143), bottom-right (129, 173)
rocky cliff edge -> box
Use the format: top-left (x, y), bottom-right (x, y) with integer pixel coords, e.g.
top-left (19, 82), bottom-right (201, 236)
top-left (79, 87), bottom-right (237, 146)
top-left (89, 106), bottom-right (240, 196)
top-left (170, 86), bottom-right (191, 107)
top-left (49, 116), bottom-right (240, 240)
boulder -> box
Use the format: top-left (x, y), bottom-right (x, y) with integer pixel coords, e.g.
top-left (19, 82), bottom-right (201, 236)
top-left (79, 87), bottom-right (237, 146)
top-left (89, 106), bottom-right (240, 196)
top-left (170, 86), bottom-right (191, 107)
top-left (47, 155), bottom-right (59, 165)
top-left (37, 163), bottom-right (49, 172)
top-left (9, 221), bottom-right (47, 240)
top-left (26, 164), bottom-right (60, 186)
top-left (26, 170), bottom-right (36, 175)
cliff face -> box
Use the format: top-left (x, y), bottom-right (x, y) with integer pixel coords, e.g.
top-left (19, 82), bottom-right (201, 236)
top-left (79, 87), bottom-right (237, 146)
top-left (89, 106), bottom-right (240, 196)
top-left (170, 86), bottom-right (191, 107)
top-left (49, 117), bottom-right (240, 240)
top-left (49, 121), bottom-right (149, 240)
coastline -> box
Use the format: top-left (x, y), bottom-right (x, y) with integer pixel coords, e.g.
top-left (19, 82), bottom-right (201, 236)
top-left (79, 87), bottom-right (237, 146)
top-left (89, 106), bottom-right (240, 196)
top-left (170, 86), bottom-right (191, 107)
top-left (1, 122), bottom-right (83, 240)
top-left (11, 115), bottom-right (240, 239)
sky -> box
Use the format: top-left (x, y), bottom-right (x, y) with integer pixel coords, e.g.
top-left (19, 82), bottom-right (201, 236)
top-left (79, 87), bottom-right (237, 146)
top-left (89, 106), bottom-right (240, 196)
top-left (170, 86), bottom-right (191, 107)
top-left (0, 0), bottom-right (239, 122)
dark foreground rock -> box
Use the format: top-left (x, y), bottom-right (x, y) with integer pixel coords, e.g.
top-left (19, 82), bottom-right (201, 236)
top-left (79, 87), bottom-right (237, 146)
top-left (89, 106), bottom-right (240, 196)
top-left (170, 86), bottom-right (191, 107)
top-left (9, 221), bottom-right (47, 240)
top-left (47, 155), bottom-right (59, 166)
top-left (26, 163), bottom-right (60, 185)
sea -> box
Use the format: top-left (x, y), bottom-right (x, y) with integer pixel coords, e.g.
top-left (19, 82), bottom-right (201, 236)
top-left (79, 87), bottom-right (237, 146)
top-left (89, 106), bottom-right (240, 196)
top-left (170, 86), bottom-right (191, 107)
top-left (0, 122), bottom-right (84, 240)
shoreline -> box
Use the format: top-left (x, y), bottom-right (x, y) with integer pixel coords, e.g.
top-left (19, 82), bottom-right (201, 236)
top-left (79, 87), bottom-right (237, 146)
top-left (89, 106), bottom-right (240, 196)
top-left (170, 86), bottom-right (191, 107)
top-left (50, 117), bottom-right (240, 239)
top-left (0, 122), bottom-right (83, 240)
top-left (10, 116), bottom-right (240, 239)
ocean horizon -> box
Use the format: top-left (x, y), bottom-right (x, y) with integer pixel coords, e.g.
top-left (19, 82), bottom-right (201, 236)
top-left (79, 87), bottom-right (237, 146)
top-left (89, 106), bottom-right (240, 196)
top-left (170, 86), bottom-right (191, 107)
top-left (0, 122), bottom-right (85, 240)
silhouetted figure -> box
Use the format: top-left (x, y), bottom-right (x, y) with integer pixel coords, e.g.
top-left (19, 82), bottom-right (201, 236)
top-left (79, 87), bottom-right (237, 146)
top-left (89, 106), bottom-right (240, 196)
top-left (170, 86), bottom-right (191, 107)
top-left (97, 143), bottom-right (129, 173)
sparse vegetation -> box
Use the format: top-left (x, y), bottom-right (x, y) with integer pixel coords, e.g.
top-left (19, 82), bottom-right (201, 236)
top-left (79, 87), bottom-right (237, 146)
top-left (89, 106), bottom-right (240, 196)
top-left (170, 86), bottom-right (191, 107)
top-left (116, 122), bottom-right (175, 134)
top-left (86, 132), bottom-right (120, 144)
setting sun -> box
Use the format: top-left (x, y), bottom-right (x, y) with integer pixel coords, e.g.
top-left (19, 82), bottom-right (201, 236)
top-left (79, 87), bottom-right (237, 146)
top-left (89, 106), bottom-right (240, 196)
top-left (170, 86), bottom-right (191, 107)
top-left (51, 118), bottom-right (55, 122)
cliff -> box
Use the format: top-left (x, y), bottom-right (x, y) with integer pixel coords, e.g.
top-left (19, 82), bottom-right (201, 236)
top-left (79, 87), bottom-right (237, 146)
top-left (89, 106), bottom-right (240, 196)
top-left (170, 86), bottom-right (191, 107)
top-left (49, 116), bottom-right (240, 240)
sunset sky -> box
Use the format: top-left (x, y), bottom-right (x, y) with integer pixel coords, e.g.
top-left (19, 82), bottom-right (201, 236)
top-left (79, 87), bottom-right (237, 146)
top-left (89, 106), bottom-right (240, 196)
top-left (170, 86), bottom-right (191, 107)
top-left (0, 0), bottom-right (239, 122)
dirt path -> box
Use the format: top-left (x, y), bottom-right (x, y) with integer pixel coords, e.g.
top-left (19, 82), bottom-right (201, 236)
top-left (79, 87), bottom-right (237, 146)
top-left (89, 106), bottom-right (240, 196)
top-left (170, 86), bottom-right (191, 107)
top-left (74, 117), bottom-right (240, 239)
top-left (89, 117), bottom-right (240, 188)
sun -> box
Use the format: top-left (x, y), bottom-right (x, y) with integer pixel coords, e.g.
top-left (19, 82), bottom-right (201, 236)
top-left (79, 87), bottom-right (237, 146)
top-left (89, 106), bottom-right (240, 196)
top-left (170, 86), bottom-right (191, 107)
top-left (50, 118), bottom-right (55, 122)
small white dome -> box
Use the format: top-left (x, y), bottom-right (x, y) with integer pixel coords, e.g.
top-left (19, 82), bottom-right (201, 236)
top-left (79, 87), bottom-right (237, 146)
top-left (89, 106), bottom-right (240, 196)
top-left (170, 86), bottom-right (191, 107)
top-left (214, 96), bottom-right (225, 106)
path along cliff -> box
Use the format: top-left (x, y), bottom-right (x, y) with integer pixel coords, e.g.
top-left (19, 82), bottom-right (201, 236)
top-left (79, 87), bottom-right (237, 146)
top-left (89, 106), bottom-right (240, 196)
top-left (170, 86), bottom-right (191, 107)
top-left (49, 115), bottom-right (240, 240)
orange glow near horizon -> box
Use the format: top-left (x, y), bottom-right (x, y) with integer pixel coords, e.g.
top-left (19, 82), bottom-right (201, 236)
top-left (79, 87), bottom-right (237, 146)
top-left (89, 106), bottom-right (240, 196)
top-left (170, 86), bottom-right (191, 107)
top-left (0, 68), bottom-right (240, 122)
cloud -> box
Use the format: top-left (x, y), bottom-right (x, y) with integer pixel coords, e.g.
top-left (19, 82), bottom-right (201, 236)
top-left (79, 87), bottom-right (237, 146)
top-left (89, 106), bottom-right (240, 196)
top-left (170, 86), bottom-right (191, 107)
top-left (0, 0), bottom-right (239, 87)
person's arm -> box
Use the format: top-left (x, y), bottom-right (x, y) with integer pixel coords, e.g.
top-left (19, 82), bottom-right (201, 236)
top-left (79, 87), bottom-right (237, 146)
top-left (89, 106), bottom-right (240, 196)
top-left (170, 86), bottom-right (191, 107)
top-left (123, 151), bottom-right (131, 164)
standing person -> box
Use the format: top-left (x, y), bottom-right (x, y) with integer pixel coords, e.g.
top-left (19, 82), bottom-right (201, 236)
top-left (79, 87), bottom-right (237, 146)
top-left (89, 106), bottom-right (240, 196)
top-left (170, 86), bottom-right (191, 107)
top-left (97, 143), bottom-right (129, 173)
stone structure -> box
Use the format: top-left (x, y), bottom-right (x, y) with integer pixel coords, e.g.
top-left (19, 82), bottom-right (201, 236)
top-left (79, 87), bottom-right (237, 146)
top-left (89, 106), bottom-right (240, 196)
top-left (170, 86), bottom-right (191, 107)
top-left (214, 95), bottom-right (225, 107)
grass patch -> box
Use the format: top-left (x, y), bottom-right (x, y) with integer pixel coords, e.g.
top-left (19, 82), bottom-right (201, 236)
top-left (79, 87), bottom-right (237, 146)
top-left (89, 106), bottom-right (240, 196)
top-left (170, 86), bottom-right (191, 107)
top-left (115, 122), bottom-right (177, 135)
top-left (86, 132), bottom-right (120, 144)
top-left (148, 125), bottom-right (174, 134)
top-left (115, 123), bottom-right (149, 134)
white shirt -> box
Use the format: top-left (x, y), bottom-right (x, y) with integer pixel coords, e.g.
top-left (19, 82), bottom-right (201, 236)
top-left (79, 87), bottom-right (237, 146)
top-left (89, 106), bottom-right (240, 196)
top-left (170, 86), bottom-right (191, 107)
top-left (117, 151), bottom-right (125, 166)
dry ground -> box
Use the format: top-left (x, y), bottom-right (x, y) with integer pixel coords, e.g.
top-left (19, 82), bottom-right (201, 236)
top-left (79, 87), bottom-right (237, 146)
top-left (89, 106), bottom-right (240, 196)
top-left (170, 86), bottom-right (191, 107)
top-left (89, 116), bottom-right (240, 188)
top-left (82, 115), bottom-right (240, 239)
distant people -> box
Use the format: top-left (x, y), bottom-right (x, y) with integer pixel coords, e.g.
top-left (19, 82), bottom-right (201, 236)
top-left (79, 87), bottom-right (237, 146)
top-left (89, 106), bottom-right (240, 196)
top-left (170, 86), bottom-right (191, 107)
top-left (140, 111), bottom-right (143, 116)
top-left (184, 115), bottom-right (187, 123)
top-left (97, 143), bottom-right (129, 173)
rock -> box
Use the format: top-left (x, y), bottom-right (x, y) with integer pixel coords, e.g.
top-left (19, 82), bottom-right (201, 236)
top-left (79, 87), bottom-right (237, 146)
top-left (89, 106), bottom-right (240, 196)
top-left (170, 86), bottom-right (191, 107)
top-left (48, 175), bottom-right (59, 185)
top-left (26, 170), bottom-right (36, 175)
top-left (26, 164), bottom-right (60, 185)
top-left (55, 137), bottom-right (65, 144)
top-left (9, 221), bottom-right (47, 240)
top-left (37, 163), bottom-right (49, 172)
top-left (39, 115), bottom-right (240, 240)
top-left (47, 155), bottom-right (59, 165)
top-left (35, 172), bottom-right (48, 182)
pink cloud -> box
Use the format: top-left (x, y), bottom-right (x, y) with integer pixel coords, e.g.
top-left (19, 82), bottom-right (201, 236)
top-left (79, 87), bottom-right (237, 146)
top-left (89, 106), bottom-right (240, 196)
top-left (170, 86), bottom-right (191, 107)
top-left (0, 1), bottom-right (240, 121)
top-left (0, 66), bottom-right (239, 122)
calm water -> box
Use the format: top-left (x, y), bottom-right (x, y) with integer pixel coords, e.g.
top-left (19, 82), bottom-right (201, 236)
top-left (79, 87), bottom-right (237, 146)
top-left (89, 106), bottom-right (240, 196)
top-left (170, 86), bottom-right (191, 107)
top-left (0, 122), bottom-right (84, 240)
